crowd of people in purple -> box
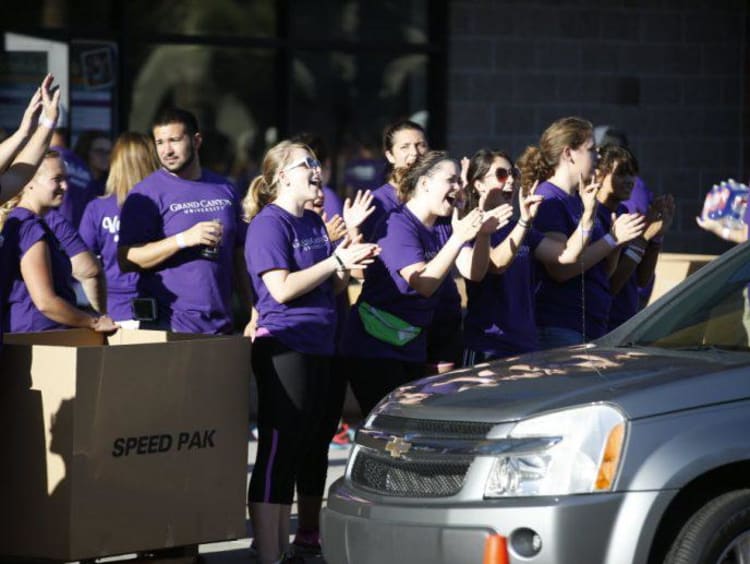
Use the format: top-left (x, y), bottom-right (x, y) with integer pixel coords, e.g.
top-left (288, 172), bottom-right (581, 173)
top-left (0, 75), bottom-right (679, 564)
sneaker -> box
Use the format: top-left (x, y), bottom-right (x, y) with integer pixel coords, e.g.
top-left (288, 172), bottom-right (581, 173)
top-left (330, 423), bottom-right (353, 449)
top-left (249, 424), bottom-right (259, 441)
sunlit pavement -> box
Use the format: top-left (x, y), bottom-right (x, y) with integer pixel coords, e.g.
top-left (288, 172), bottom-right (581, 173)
top-left (197, 434), bottom-right (352, 564)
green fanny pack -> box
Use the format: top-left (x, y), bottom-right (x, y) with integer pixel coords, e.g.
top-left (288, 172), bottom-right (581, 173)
top-left (358, 301), bottom-right (422, 347)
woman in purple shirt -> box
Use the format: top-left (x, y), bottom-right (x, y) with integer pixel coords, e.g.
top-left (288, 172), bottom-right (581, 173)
top-left (79, 133), bottom-right (159, 323)
top-left (0, 151), bottom-right (117, 334)
top-left (341, 151), bottom-right (506, 414)
top-left (516, 117), bottom-right (645, 348)
top-left (242, 140), bottom-right (378, 564)
top-left (462, 148), bottom-right (601, 362)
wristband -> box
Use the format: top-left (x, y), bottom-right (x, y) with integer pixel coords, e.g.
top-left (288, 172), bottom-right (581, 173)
top-left (578, 224), bottom-right (592, 237)
top-left (603, 233), bottom-right (617, 248)
top-left (517, 218), bottom-right (531, 229)
top-left (332, 252), bottom-right (346, 272)
top-left (721, 227), bottom-right (731, 240)
top-left (175, 232), bottom-right (187, 249)
top-left (624, 248), bottom-right (643, 264)
top-left (38, 115), bottom-right (56, 129)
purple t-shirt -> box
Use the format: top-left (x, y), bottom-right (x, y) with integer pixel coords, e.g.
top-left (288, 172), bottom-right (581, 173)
top-left (534, 181), bottom-right (612, 339)
top-left (2, 208), bottom-right (77, 332)
top-left (323, 185), bottom-right (344, 219)
top-left (341, 205), bottom-right (447, 362)
top-left (79, 195), bottom-right (139, 321)
top-left (52, 146), bottom-right (95, 229)
top-left (118, 169), bottom-right (243, 334)
top-left (608, 202), bottom-right (642, 330)
top-left (464, 221), bottom-right (545, 357)
top-left (361, 182), bottom-right (400, 243)
top-left (432, 218), bottom-right (462, 326)
top-left (245, 205), bottom-right (336, 356)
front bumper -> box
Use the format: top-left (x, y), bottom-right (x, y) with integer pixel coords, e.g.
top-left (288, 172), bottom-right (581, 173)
top-left (321, 478), bottom-right (669, 564)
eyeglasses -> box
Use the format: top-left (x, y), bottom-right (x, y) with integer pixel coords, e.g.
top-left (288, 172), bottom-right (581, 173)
top-left (493, 166), bottom-right (520, 182)
top-left (284, 156), bottom-right (322, 172)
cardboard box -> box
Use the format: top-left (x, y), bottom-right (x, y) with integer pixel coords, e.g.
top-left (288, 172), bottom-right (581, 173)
top-left (0, 329), bottom-right (251, 561)
top-left (649, 252), bottom-right (717, 305)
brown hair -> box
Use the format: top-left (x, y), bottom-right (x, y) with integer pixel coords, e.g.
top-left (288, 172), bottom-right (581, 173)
top-left (465, 148), bottom-right (514, 209)
top-left (398, 150), bottom-right (452, 203)
top-left (516, 116), bottom-right (593, 194)
top-left (73, 130), bottom-right (110, 165)
top-left (596, 144), bottom-right (639, 179)
top-left (382, 119), bottom-right (427, 186)
top-left (242, 140), bottom-right (313, 221)
top-left (105, 132), bottom-right (159, 207)
top-left (0, 150), bottom-right (61, 229)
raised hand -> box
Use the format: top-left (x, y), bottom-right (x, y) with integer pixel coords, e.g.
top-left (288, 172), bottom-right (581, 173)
top-left (333, 235), bottom-right (380, 270)
top-left (611, 213), bottom-right (646, 245)
top-left (579, 172), bottom-right (600, 217)
top-left (644, 194), bottom-right (675, 240)
top-left (343, 189), bottom-right (375, 230)
top-left (485, 202), bottom-right (514, 231)
top-left (453, 208), bottom-right (486, 243)
top-left (40, 74), bottom-right (61, 126)
top-left (460, 156), bottom-right (470, 187)
top-left (519, 181), bottom-right (544, 222)
top-left (19, 86), bottom-right (42, 137)
top-left (324, 213), bottom-right (347, 242)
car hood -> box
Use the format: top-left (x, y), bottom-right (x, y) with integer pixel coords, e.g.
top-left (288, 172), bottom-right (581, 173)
top-left (377, 344), bottom-right (750, 423)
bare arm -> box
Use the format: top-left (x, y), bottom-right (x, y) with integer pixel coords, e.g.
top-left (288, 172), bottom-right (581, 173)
top-left (402, 209), bottom-right (485, 297)
top-left (21, 241), bottom-right (116, 331)
top-left (541, 213), bottom-right (646, 282)
top-left (119, 220), bottom-right (221, 272)
top-left (0, 76), bottom-right (60, 202)
top-left (70, 250), bottom-right (106, 313)
top-left (262, 241), bottom-right (378, 304)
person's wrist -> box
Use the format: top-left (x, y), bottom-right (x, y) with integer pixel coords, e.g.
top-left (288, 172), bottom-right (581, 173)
top-left (517, 217), bottom-right (531, 229)
top-left (603, 233), bottom-right (618, 248)
top-left (175, 232), bottom-right (187, 249)
top-left (38, 114), bottom-right (56, 129)
top-left (332, 252), bottom-right (346, 272)
top-left (721, 226), bottom-right (731, 240)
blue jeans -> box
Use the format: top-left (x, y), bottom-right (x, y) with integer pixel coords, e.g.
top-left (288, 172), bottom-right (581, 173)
top-left (536, 326), bottom-right (584, 350)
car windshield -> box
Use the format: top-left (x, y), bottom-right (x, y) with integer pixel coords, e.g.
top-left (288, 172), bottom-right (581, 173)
top-left (605, 243), bottom-right (750, 352)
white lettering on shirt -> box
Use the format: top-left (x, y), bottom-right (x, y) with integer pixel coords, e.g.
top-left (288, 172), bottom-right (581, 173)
top-left (168, 199), bottom-right (233, 214)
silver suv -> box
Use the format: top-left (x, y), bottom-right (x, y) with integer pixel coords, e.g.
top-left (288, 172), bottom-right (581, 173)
top-left (322, 242), bottom-right (750, 564)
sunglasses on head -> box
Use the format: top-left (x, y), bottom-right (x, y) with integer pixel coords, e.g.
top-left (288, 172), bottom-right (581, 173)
top-left (493, 166), bottom-right (519, 182)
top-left (284, 156), bottom-right (322, 172)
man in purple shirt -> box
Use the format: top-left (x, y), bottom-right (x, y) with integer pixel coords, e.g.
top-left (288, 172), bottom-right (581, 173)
top-left (118, 108), bottom-right (247, 334)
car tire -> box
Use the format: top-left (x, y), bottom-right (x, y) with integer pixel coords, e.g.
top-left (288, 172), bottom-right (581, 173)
top-left (664, 489), bottom-right (750, 564)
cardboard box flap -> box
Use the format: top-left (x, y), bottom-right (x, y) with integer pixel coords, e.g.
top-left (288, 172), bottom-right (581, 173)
top-left (4, 329), bottom-right (104, 347)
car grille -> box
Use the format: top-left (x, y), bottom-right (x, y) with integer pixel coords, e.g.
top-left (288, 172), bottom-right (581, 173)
top-left (369, 414), bottom-right (495, 439)
top-left (351, 450), bottom-right (471, 497)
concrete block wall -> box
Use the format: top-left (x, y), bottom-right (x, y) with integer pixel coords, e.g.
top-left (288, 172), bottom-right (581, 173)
top-left (447, 0), bottom-right (748, 254)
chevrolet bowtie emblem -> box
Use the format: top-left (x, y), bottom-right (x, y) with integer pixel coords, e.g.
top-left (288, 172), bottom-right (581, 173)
top-left (385, 436), bottom-right (412, 459)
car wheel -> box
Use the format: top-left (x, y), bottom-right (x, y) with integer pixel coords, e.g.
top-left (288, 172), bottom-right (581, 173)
top-left (664, 489), bottom-right (750, 564)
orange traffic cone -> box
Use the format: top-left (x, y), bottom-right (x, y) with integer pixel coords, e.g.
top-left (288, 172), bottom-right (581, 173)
top-left (483, 534), bottom-right (509, 564)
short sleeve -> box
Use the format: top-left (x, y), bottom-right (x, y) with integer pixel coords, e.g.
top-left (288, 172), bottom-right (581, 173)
top-left (378, 214), bottom-right (425, 274)
top-left (118, 190), bottom-right (163, 247)
top-left (18, 218), bottom-right (48, 258)
top-left (535, 198), bottom-right (573, 236)
top-left (246, 214), bottom-right (294, 276)
top-left (46, 210), bottom-right (88, 257)
top-left (526, 226), bottom-right (545, 251)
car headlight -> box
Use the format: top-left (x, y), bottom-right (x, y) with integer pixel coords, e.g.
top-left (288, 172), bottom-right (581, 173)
top-left (484, 404), bottom-right (626, 498)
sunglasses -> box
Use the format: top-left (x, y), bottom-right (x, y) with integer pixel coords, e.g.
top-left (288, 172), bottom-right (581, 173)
top-left (284, 156), bottom-right (322, 172)
top-left (493, 166), bottom-right (519, 182)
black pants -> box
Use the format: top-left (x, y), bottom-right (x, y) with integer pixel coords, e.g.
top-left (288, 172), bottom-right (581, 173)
top-left (345, 356), bottom-right (424, 415)
top-left (247, 337), bottom-right (333, 505)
